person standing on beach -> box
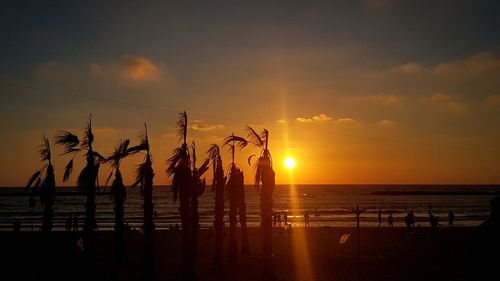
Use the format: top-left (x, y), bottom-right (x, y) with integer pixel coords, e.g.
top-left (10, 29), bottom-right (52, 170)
top-left (284, 212), bottom-right (288, 225)
top-left (378, 209), bottom-right (382, 227)
top-left (448, 210), bottom-right (455, 227)
top-left (388, 212), bottom-right (394, 227)
top-left (304, 211), bottom-right (310, 227)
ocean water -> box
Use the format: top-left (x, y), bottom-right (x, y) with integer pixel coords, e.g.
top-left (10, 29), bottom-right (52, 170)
top-left (0, 185), bottom-right (499, 231)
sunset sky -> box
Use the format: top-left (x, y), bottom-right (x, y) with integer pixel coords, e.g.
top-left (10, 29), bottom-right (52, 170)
top-left (1, 0), bottom-right (500, 186)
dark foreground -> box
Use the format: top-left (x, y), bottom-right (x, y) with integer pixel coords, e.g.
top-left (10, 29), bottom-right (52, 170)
top-left (0, 227), bottom-right (493, 281)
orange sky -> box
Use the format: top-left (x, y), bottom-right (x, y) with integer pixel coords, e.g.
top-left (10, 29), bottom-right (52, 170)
top-left (1, 1), bottom-right (500, 186)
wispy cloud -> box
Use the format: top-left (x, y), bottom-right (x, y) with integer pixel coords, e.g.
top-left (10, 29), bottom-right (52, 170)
top-left (334, 118), bottom-right (358, 125)
top-left (190, 120), bottom-right (225, 132)
top-left (90, 54), bottom-right (163, 83)
top-left (377, 119), bottom-right (396, 127)
top-left (296, 114), bottom-right (332, 123)
top-left (425, 93), bottom-right (468, 111)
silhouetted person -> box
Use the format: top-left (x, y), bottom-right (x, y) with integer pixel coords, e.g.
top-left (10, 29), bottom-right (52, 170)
top-left (277, 214), bottom-right (282, 226)
top-left (315, 208), bottom-right (320, 217)
top-left (13, 219), bottom-right (21, 232)
top-left (284, 213), bottom-right (288, 225)
top-left (174, 224), bottom-right (180, 232)
top-left (428, 211), bottom-right (438, 229)
top-left (405, 212), bottom-right (412, 229)
top-left (378, 209), bottom-right (382, 227)
top-left (304, 211), bottom-right (310, 227)
top-left (448, 210), bottom-right (455, 227)
top-left (387, 213), bottom-right (394, 227)
top-left (273, 212), bottom-right (277, 226)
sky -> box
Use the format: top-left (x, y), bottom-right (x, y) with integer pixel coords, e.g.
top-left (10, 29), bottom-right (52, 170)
top-left (1, 0), bottom-right (500, 186)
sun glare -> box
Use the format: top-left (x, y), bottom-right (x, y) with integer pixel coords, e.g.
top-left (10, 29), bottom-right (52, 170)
top-left (284, 157), bottom-right (296, 170)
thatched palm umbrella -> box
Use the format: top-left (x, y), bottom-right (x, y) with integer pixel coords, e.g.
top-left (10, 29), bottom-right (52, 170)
top-left (239, 127), bottom-right (275, 280)
top-left (167, 111), bottom-right (195, 281)
top-left (128, 124), bottom-right (155, 279)
top-left (55, 115), bottom-right (105, 256)
top-left (207, 144), bottom-right (226, 270)
top-left (104, 139), bottom-right (131, 265)
top-left (190, 142), bottom-right (210, 260)
top-left (26, 135), bottom-right (56, 232)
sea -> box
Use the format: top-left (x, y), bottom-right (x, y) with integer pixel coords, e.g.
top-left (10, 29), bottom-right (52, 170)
top-left (1, 185), bottom-right (499, 231)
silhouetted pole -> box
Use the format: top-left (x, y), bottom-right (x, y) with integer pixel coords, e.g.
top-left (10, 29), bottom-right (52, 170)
top-left (349, 205), bottom-right (366, 258)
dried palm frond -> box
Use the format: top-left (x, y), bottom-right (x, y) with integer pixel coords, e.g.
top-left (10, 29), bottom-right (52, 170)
top-left (197, 158), bottom-right (210, 178)
top-left (167, 147), bottom-right (183, 177)
top-left (190, 141), bottom-right (197, 168)
top-left (55, 131), bottom-right (80, 154)
top-left (207, 144), bottom-right (220, 162)
top-left (207, 144), bottom-right (221, 191)
top-left (82, 117), bottom-right (94, 148)
top-left (93, 151), bottom-right (106, 162)
top-left (38, 135), bottom-right (51, 162)
top-left (224, 135), bottom-right (248, 150)
top-left (26, 170), bottom-right (41, 189)
top-left (104, 170), bottom-right (114, 188)
top-left (176, 111), bottom-right (188, 144)
top-left (245, 126), bottom-right (264, 148)
top-left (63, 159), bottom-right (74, 182)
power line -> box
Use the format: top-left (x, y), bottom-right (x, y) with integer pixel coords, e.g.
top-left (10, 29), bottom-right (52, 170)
top-left (1, 81), bottom-right (498, 153)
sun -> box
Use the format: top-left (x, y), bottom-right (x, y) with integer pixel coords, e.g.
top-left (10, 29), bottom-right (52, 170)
top-left (284, 156), bottom-right (296, 170)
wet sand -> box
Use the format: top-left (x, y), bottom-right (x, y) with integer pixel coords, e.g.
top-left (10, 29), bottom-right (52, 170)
top-left (1, 227), bottom-right (482, 281)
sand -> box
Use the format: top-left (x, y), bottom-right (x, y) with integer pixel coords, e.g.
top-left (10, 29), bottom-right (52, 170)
top-left (0, 226), bottom-right (488, 281)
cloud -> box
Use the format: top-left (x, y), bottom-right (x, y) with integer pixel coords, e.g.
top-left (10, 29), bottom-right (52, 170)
top-left (486, 95), bottom-right (500, 107)
top-left (276, 119), bottom-right (288, 124)
top-left (296, 114), bottom-right (332, 123)
top-left (425, 93), bottom-right (468, 111)
top-left (334, 118), bottom-right (358, 125)
top-left (377, 119), bottom-right (396, 127)
top-left (190, 120), bottom-right (225, 132)
top-left (90, 54), bottom-right (164, 83)
top-left (121, 55), bottom-right (160, 82)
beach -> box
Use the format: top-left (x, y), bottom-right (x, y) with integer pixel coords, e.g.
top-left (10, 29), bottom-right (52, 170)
top-left (1, 226), bottom-right (484, 281)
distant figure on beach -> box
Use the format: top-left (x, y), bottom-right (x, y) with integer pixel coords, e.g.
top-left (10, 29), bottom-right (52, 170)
top-left (13, 220), bottom-right (21, 232)
top-left (378, 209), bottom-right (382, 227)
top-left (304, 211), bottom-right (310, 227)
top-left (315, 208), bottom-right (320, 217)
top-left (277, 213), bottom-right (282, 226)
top-left (65, 215), bottom-right (72, 232)
top-left (428, 211), bottom-right (439, 230)
top-left (405, 212), bottom-right (412, 229)
top-left (72, 214), bottom-right (79, 232)
top-left (284, 213), bottom-right (288, 225)
top-left (174, 224), bottom-right (180, 232)
top-left (388, 212), bottom-right (394, 227)
top-left (448, 210), bottom-right (455, 227)
top-left (273, 212), bottom-right (277, 226)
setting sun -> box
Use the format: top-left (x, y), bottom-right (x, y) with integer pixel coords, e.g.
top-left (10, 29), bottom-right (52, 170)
top-left (284, 157), bottom-right (296, 170)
